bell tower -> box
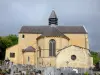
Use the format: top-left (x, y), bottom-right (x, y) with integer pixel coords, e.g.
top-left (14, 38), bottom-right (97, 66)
top-left (49, 10), bottom-right (58, 25)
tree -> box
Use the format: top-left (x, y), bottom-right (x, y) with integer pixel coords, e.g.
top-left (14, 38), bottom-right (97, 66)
top-left (90, 51), bottom-right (100, 65)
top-left (0, 34), bottom-right (18, 60)
top-left (6, 34), bottom-right (18, 45)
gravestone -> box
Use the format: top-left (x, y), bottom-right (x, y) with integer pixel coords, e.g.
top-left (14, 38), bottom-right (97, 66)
top-left (43, 67), bottom-right (56, 75)
top-left (22, 71), bottom-right (26, 75)
top-left (55, 69), bottom-right (61, 75)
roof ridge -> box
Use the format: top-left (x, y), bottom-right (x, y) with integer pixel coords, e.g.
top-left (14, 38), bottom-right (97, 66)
top-left (19, 26), bottom-right (87, 34)
top-left (56, 45), bottom-right (90, 57)
top-left (57, 45), bottom-right (90, 52)
top-left (54, 27), bottom-right (70, 40)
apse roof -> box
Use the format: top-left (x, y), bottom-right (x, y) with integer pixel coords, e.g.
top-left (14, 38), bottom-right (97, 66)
top-left (23, 46), bottom-right (36, 52)
top-left (36, 26), bottom-right (70, 40)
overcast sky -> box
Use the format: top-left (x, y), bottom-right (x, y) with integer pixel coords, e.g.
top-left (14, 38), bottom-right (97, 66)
top-left (0, 0), bottom-right (100, 51)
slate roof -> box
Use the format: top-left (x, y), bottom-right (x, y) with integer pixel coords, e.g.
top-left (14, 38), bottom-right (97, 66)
top-left (36, 26), bottom-right (70, 40)
top-left (23, 46), bottom-right (36, 52)
top-left (19, 26), bottom-right (87, 34)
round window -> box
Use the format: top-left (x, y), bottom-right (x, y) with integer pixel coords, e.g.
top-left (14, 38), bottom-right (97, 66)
top-left (71, 55), bottom-right (76, 60)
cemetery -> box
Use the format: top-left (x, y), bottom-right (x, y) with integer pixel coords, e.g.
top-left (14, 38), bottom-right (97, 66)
top-left (0, 60), bottom-right (98, 75)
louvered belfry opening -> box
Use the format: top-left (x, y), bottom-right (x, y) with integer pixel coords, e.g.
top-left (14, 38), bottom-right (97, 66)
top-left (49, 39), bottom-right (56, 56)
top-left (49, 10), bottom-right (58, 25)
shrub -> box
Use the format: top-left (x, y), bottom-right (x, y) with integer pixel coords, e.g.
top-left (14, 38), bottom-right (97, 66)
top-left (84, 72), bottom-right (89, 75)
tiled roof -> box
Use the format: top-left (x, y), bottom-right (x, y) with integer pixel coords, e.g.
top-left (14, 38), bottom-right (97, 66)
top-left (19, 26), bottom-right (87, 34)
top-left (23, 46), bottom-right (35, 52)
top-left (36, 26), bottom-right (70, 40)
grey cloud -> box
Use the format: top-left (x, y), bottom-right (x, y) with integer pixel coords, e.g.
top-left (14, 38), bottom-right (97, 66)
top-left (0, 0), bottom-right (100, 51)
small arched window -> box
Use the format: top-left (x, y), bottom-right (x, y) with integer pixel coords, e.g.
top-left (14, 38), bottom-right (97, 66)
top-left (49, 39), bottom-right (56, 56)
top-left (22, 34), bottom-right (25, 38)
top-left (28, 56), bottom-right (30, 62)
top-left (39, 46), bottom-right (41, 57)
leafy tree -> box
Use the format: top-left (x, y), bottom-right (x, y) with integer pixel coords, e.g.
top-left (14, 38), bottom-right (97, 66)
top-left (0, 34), bottom-right (18, 60)
top-left (1, 37), bottom-right (13, 48)
top-left (6, 34), bottom-right (18, 45)
top-left (90, 51), bottom-right (100, 65)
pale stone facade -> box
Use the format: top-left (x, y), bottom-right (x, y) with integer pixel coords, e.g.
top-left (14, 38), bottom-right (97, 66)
top-left (56, 45), bottom-right (93, 68)
top-left (5, 10), bottom-right (93, 69)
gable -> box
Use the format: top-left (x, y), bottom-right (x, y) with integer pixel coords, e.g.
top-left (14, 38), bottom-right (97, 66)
top-left (56, 45), bottom-right (90, 56)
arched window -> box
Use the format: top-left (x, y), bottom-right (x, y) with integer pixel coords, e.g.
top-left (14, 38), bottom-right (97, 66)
top-left (49, 39), bottom-right (56, 56)
top-left (22, 34), bottom-right (25, 38)
top-left (28, 56), bottom-right (30, 62)
top-left (39, 46), bottom-right (41, 57)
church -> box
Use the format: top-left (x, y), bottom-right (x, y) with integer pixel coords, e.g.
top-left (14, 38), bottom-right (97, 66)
top-left (5, 10), bottom-right (93, 68)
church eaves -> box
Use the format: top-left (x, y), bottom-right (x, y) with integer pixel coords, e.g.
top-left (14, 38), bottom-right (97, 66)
top-left (19, 26), bottom-right (87, 34)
